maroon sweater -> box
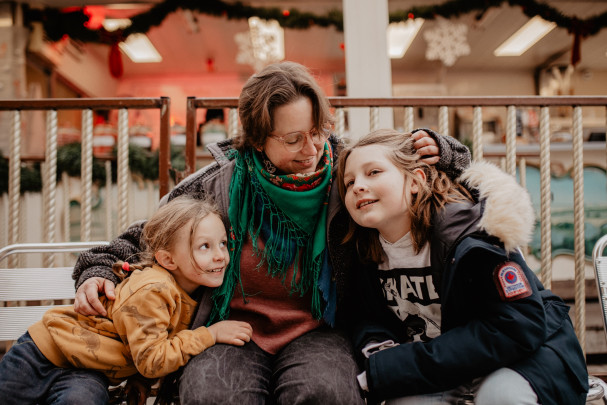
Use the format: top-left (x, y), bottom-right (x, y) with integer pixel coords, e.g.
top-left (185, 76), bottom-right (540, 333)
top-left (228, 239), bottom-right (321, 354)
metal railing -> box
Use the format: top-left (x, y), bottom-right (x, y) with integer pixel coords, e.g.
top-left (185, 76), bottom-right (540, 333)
top-left (1, 95), bottom-right (606, 353)
top-left (0, 98), bottom-right (171, 267)
top-left (186, 96), bottom-right (607, 354)
top-left (0, 241), bottom-right (110, 265)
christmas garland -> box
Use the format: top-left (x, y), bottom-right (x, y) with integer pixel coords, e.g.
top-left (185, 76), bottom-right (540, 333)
top-left (0, 144), bottom-right (185, 195)
top-left (393, 0), bottom-right (607, 37)
top-left (24, 0), bottom-right (344, 46)
top-left (397, 0), bottom-right (607, 65)
top-left (21, 0), bottom-right (607, 72)
top-left (24, 0), bottom-right (607, 45)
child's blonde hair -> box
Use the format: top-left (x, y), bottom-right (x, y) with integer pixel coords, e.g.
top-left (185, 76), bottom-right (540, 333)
top-left (139, 195), bottom-right (221, 269)
top-left (336, 129), bottom-right (472, 264)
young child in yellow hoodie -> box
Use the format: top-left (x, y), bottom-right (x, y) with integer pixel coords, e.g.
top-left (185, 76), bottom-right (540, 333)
top-left (0, 195), bottom-right (252, 404)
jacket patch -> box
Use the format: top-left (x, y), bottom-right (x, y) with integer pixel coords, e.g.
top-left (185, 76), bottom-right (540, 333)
top-left (493, 262), bottom-right (532, 301)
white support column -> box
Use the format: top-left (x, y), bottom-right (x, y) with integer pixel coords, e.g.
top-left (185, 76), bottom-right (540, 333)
top-left (343, 0), bottom-right (394, 140)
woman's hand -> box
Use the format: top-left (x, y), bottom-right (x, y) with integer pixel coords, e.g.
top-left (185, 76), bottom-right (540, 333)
top-left (207, 321), bottom-right (253, 346)
top-left (413, 130), bottom-right (440, 165)
top-left (74, 277), bottom-right (116, 316)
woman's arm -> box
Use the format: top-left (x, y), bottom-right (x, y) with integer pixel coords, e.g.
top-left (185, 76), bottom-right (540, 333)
top-left (413, 128), bottom-right (471, 179)
top-left (72, 221), bottom-right (146, 315)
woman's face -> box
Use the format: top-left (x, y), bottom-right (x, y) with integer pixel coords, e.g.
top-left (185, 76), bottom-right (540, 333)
top-left (263, 97), bottom-right (324, 175)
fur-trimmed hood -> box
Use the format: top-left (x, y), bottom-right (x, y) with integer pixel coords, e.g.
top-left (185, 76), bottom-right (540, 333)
top-left (458, 161), bottom-right (535, 252)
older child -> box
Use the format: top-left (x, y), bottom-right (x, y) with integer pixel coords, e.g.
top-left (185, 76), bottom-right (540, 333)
top-left (337, 129), bottom-right (588, 405)
top-left (0, 196), bottom-right (252, 405)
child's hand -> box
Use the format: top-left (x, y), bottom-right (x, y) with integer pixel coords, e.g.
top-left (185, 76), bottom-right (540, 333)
top-left (206, 321), bottom-right (253, 346)
top-left (413, 130), bottom-right (440, 165)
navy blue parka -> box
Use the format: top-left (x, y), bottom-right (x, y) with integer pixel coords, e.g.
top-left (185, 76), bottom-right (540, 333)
top-left (347, 163), bottom-right (589, 404)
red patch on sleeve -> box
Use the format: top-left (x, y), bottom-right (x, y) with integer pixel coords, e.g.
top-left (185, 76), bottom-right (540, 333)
top-left (493, 262), bottom-right (532, 301)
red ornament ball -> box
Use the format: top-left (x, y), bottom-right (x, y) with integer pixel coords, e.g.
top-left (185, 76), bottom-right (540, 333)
top-left (109, 43), bottom-right (123, 78)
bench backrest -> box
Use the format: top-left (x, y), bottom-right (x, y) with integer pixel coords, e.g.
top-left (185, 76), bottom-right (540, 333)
top-left (0, 267), bottom-right (75, 341)
top-left (0, 242), bottom-right (108, 343)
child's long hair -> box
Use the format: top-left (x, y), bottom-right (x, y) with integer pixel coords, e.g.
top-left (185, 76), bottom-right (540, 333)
top-left (114, 196), bottom-right (222, 278)
top-left (336, 129), bottom-right (472, 264)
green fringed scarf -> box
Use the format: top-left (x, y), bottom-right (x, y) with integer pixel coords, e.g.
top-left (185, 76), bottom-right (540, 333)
top-left (209, 143), bottom-right (333, 323)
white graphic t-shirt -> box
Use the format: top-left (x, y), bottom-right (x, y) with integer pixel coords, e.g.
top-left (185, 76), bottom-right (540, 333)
top-left (378, 233), bottom-right (441, 342)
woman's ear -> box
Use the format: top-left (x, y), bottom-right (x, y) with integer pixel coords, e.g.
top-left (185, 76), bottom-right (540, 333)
top-left (410, 168), bottom-right (426, 195)
top-left (255, 138), bottom-right (267, 152)
top-left (155, 249), bottom-right (177, 270)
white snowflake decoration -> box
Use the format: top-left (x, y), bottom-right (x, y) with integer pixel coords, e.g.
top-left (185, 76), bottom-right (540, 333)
top-left (235, 17), bottom-right (284, 72)
top-left (423, 18), bottom-right (470, 66)
top-left (234, 31), bottom-right (261, 71)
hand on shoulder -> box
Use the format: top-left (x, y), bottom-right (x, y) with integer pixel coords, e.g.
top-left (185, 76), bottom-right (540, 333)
top-left (74, 277), bottom-right (116, 316)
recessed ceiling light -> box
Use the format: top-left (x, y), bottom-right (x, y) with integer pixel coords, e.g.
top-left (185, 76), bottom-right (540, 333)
top-left (494, 15), bottom-right (556, 57)
top-left (387, 19), bottom-right (424, 59)
top-left (119, 34), bottom-right (162, 63)
top-left (0, 2), bottom-right (12, 27)
top-left (103, 18), bottom-right (162, 63)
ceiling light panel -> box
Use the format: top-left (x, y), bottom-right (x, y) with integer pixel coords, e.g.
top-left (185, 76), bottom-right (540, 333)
top-left (494, 16), bottom-right (556, 57)
top-left (104, 18), bottom-right (162, 63)
top-left (119, 34), bottom-right (162, 63)
top-left (387, 19), bottom-right (424, 59)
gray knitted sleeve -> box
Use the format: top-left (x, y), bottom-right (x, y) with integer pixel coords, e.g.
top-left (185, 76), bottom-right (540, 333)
top-left (72, 221), bottom-right (146, 290)
top-left (413, 128), bottom-right (471, 179)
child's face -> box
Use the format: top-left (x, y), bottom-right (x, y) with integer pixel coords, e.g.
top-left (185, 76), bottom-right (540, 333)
top-left (342, 144), bottom-right (421, 243)
top-left (167, 213), bottom-right (229, 294)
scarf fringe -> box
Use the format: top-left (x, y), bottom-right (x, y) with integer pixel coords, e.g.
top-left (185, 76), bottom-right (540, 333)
top-left (210, 149), bottom-right (329, 323)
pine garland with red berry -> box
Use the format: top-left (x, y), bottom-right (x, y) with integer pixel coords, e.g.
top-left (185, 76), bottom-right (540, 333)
top-left (24, 0), bottom-right (607, 45)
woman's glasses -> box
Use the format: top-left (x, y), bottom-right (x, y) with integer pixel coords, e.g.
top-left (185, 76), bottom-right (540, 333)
top-left (269, 123), bottom-right (331, 153)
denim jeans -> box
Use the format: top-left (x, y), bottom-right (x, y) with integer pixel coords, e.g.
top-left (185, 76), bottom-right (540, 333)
top-left (386, 367), bottom-right (538, 405)
top-left (0, 332), bottom-right (110, 405)
top-left (179, 326), bottom-right (365, 405)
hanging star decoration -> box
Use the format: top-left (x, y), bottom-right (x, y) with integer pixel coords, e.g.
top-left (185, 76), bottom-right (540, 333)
top-left (423, 18), bottom-right (470, 67)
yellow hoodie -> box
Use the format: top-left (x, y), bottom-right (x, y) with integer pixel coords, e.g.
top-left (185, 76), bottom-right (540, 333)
top-left (29, 265), bottom-right (214, 383)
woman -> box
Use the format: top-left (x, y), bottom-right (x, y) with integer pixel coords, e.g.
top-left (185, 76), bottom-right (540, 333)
top-left (72, 61), bottom-right (471, 404)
